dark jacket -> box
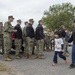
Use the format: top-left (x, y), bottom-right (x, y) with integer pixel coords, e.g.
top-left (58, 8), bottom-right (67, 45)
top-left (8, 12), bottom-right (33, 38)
top-left (68, 29), bottom-right (75, 44)
top-left (65, 32), bottom-right (70, 42)
top-left (35, 24), bottom-right (44, 40)
top-left (26, 23), bottom-right (34, 38)
top-left (59, 28), bottom-right (66, 38)
top-left (14, 24), bottom-right (22, 39)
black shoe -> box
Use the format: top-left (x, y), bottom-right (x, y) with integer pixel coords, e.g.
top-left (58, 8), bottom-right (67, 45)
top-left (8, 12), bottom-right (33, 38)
top-left (69, 64), bottom-right (75, 69)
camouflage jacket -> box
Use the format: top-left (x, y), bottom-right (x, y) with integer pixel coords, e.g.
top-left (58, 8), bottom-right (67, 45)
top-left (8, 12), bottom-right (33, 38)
top-left (22, 26), bottom-right (27, 41)
top-left (3, 21), bottom-right (13, 38)
top-left (0, 26), bottom-right (3, 39)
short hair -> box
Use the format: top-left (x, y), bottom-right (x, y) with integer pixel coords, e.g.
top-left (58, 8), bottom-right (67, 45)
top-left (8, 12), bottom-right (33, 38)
top-left (8, 16), bottom-right (14, 19)
top-left (54, 31), bottom-right (61, 37)
top-left (24, 21), bottom-right (28, 25)
top-left (17, 19), bottom-right (21, 22)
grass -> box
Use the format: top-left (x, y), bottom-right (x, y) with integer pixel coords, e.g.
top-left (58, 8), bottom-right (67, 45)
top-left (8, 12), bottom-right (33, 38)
top-left (0, 63), bottom-right (11, 72)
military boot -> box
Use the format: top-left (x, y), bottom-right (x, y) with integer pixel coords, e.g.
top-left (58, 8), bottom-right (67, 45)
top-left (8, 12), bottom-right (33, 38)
top-left (4, 57), bottom-right (12, 61)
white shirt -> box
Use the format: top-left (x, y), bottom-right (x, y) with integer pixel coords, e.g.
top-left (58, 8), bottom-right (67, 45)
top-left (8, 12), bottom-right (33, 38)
top-left (54, 38), bottom-right (63, 52)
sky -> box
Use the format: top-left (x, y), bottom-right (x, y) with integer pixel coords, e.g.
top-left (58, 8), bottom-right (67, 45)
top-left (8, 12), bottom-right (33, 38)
top-left (0, 0), bottom-right (75, 28)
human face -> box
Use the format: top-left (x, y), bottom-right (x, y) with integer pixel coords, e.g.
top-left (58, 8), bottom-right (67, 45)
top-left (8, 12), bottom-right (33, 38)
top-left (55, 34), bottom-right (59, 38)
top-left (39, 22), bottom-right (43, 25)
top-left (17, 21), bottom-right (21, 25)
top-left (9, 18), bottom-right (14, 22)
top-left (25, 23), bottom-right (28, 26)
top-left (30, 21), bottom-right (34, 25)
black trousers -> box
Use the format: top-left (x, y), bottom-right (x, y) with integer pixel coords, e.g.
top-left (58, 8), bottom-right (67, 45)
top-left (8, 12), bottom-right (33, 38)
top-left (53, 51), bottom-right (66, 63)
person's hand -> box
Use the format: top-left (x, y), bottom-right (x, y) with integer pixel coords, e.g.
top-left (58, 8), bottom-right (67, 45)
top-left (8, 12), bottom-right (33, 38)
top-left (13, 30), bottom-right (17, 32)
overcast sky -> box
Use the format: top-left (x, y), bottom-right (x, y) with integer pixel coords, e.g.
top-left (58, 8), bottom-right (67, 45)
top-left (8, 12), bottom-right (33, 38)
top-left (0, 0), bottom-right (75, 28)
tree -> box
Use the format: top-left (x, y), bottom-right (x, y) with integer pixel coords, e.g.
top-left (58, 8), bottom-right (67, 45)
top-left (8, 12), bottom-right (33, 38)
top-left (42, 3), bottom-right (75, 31)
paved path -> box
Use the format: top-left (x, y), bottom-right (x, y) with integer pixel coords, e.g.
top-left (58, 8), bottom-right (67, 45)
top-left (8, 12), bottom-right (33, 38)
top-left (0, 47), bottom-right (75, 75)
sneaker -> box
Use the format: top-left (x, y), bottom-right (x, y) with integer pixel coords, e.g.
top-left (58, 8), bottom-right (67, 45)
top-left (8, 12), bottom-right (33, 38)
top-left (69, 64), bottom-right (75, 69)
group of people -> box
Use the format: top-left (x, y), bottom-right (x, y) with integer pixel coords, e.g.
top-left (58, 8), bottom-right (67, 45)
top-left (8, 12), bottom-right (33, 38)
top-left (0, 15), bottom-right (75, 69)
top-left (1, 16), bottom-right (46, 61)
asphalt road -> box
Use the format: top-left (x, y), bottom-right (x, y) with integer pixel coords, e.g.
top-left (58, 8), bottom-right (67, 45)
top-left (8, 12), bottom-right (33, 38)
top-left (0, 47), bottom-right (75, 75)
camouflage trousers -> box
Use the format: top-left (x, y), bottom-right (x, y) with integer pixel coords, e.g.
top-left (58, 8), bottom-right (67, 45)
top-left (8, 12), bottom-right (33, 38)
top-left (35, 40), bottom-right (44, 56)
top-left (15, 39), bottom-right (22, 56)
top-left (23, 38), bottom-right (28, 54)
top-left (3, 37), bottom-right (12, 57)
top-left (44, 40), bottom-right (50, 50)
top-left (0, 34), bottom-right (3, 48)
top-left (27, 37), bottom-right (34, 55)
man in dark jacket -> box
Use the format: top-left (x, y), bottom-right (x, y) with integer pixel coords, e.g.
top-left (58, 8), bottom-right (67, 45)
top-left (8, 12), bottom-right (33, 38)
top-left (35, 20), bottom-right (45, 59)
top-left (26, 19), bottom-right (35, 59)
top-left (68, 20), bottom-right (75, 68)
top-left (59, 25), bottom-right (67, 56)
top-left (14, 19), bottom-right (22, 59)
top-left (59, 25), bottom-right (66, 38)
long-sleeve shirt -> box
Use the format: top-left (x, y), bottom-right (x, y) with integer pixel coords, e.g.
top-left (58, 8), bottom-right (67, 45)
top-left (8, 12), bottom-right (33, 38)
top-left (14, 24), bottom-right (22, 39)
top-left (35, 24), bottom-right (44, 40)
top-left (26, 24), bottom-right (35, 38)
top-left (68, 29), bottom-right (75, 44)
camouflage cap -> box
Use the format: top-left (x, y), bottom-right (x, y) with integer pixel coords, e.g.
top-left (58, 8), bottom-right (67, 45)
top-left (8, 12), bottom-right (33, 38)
top-left (0, 22), bottom-right (3, 24)
top-left (8, 16), bottom-right (14, 19)
top-left (29, 19), bottom-right (34, 22)
top-left (17, 19), bottom-right (22, 22)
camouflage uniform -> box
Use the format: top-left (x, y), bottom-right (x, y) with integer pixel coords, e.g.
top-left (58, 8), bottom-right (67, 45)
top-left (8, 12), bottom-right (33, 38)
top-left (26, 19), bottom-right (35, 58)
top-left (15, 39), bottom-right (22, 56)
top-left (27, 37), bottom-right (34, 55)
top-left (14, 20), bottom-right (22, 56)
top-left (3, 21), bottom-right (13, 57)
top-left (22, 26), bottom-right (28, 55)
top-left (35, 20), bottom-right (45, 58)
top-left (44, 33), bottom-right (50, 50)
top-left (0, 22), bottom-right (3, 49)
top-left (35, 40), bottom-right (44, 56)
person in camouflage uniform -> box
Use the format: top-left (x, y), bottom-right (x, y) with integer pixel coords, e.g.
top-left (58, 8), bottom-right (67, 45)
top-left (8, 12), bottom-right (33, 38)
top-left (44, 32), bottom-right (50, 51)
top-left (0, 22), bottom-right (3, 49)
top-left (3, 16), bottom-right (17, 61)
top-left (50, 31), bottom-right (55, 51)
top-left (22, 21), bottom-right (28, 58)
top-left (35, 20), bottom-right (45, 59)
top-left (14, 19), bottom-right (22, 59)
top-left (26, 19), bottom-right (35, 59)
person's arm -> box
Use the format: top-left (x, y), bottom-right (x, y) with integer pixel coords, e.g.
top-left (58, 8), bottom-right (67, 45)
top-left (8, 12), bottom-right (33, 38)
top-left (26, 26), bottom-right (31, 37)
top-left (22, 27), bottom-right (25, 40)
top-left (39, 27), bottom-right (44, 39)
top-left (60, 38), bottom-right (64, 50)
top-left (61, 44), bottom-right (64, 50)
top-left (68, 33), bottom-right (73, 43)
top-left (4, 22), bottom-right (13, 33)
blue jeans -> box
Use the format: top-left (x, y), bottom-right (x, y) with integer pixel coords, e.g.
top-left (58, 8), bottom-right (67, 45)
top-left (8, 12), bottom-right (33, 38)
top-left (53, 51), bottom-right (66, 63)
top-left (66, 45), bottom-right (69, 53)
top-left (72, 44), bottom-right (75, 64)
